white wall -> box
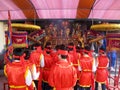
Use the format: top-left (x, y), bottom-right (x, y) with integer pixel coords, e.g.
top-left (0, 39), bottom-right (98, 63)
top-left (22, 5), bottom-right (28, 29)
top-left (0, 22), bottom-right (5, 54)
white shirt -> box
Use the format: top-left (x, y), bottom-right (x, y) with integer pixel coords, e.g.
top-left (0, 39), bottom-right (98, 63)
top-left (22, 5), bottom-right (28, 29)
top-left (40, 54), bottom-right (45, 67)
top-left (32, 64), bottom-right (40, 80)
top-left (25, 69), bottom-right (33, 86)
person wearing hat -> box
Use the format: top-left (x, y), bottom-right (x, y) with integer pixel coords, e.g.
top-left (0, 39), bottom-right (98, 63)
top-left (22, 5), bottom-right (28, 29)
top-left (67, 42), bottom-right (75, 63)
top-left (42, 42), bottom-right (54, 90)
top-left (29, 43), bottom-right (44, 90)
top-left (67, 42), bottom-right (78, 66)
top-left (78, 45), bottom-right (96, 90)
top-left (4, 48), bottom-right (33, 90)
top-left (48, 45), bottom-right (77, 90)
top-left (95, 47), bottom-right (109, 90)
top-left (50, 44), bottom-right (61, 63)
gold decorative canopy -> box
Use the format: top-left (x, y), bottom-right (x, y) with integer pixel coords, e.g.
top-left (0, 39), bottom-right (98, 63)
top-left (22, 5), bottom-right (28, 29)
top-left (91, 24), bottom-right (120, 31)
top-left (12, 23), bottom-right (41, 30)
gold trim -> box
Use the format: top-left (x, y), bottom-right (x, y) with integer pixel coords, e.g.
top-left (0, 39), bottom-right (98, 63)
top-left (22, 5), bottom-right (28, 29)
top-left (107, 38), bottom-right (120, 51)
top-left (12, 44), bottom-right (28, 48)
top-left (91, 24), bottom-right (120, 31)
top-left (10, 85), bottom-right (26, 88)
top-left (73, 64), bottom-right (78, 66)
top-left (4, 65), bottom-right (7, 77)
top-left (95, 80), bottom-right (106, 84)
top-left (108, 38), bottom-right (120, 40)
top-left (12, 23), bottom-right (41, 30)
top-left (107, 47), bottom-right (120, 51)
top-left (78, 84), bottom-right (91, 87)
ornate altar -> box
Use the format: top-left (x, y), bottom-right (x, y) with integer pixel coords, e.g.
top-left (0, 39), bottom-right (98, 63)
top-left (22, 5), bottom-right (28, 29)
top-left (43, 21), bottom-right (83, 48)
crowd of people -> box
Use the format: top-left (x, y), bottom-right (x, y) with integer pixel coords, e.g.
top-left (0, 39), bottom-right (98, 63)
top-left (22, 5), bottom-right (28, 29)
top-left (4, 41), bottom-right (110, 90)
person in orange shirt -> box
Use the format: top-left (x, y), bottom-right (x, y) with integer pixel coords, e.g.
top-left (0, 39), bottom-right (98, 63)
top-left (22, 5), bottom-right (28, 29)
top-left (4, 48), bottom-right (34, 90)
top-left (95, 48), bottom-right (109, 90)
top-left (78, 46), bottom-right (96, 90)
top-left (48, 45), bottom-right (77, 90)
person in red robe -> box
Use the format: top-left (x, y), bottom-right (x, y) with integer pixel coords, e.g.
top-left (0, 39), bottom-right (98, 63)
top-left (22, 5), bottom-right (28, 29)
top-left (42, 42), bottom-right (54, 90)
top-left (95, 48), bottom-right (109, 90)
top-left (50, 44), bottom-right (61, 63)
top-left (23, 48), bottom-right (40, 90)
top-left (4, 48), bottom-right (34, 90)
top-left (48, 45), bottom-right (77, 90)
top-left (78, 46), bottom-right (96, 90)
top-left (67, 42), bottom-right (75, 63)
top-left (29, 43), bottom-right (44, 90)
top-left (67, 43), bottom-right (79, 90)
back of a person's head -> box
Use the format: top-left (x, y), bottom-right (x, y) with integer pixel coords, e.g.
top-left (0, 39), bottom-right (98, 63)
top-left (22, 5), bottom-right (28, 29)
top-left (24, 49), bottom-right (31, 60)
top-left (45, 42), bottom-right (52, 49)
top-left (76, 46), bottom-right (81, 53)
top-left (84, 45), bottom-right (91, 51)
top-left (59, 44), bottom-right (68, 59)
top-left (55, 45), bottom-right (60, 51)
top-left (68, 42), bottom-right (74, 51)
top-left (82, 45), bottom-right (91, 55)
top-left (99, 47), bottom-right (106, 55)
top-left (32, 43), bottom-right (41, 50)
top-left (13, 48), bottom-right (24, 60)
top-left (13, 48), bottom-right (24, 56)
top-left (59, 44), bottom-right (66, 50)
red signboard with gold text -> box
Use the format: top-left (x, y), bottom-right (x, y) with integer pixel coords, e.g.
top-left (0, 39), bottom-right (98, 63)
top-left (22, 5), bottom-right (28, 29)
top-left (12, 31), bottom-right (28, 48)
top-left (107, 33), bottom-right (120, 51)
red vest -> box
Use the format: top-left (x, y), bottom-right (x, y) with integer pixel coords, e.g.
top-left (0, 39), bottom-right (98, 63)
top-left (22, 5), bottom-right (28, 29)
top-left (75, 53), bottom-right (81, 79)
top-left (5, 62), bottom-right (29, 90)
top-left (95, 55), bottom-right (109, 83)
top-left (78, 56), bottom-right (93, 87)
top-left (48, 60), bottom-right (77, 90)
top-left (30, 51), bottom-right (42, 72)
top-left (51, 51), bottom-right (59, 63)
top-left (43, 52), bottom-right (54, 82)
top-left (67, 51), bottom-right (74, 63)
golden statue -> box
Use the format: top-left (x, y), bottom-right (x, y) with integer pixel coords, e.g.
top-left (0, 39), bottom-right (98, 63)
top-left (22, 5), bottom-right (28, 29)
top-left (77, 32), bottom-right (84, 48)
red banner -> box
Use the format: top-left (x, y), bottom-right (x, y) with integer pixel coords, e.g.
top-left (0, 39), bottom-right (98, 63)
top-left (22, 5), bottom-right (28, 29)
top-left (12, 31), bottom-right (28, 48)
top-left (107, 33), bottom-right (120, 51)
